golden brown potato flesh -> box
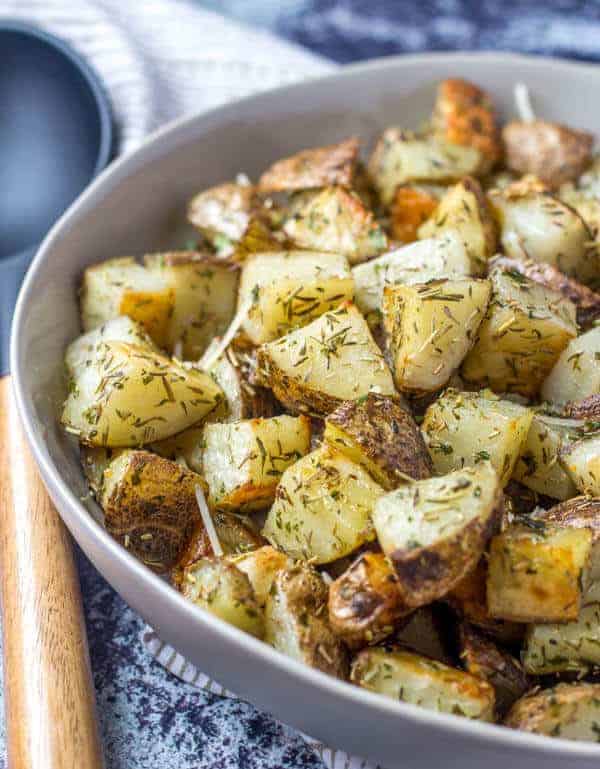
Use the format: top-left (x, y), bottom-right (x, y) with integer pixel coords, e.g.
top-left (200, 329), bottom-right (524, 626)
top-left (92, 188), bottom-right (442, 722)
top-left (328, 551), bottom-right (409, 648)
top-left (458, 623), bottom-right (530, 718)
top-left (258, 137), bottom-right (359, 192)
top-left (323, 393), bottom-right (432, 490)
top-left (432, 78), bottom-right (502, 173)
top-left (390, 186), bottom-right (439, 244)
top-left (351, 647), bottom-right (495, 721)
top-left (504, 682), bottom-right (600, 741)
top-left (101, 450), bottom-right (204, 572)
top-left (265, 565), bottom-right (348, 678)
top-left (538, 496), bottom-right (600, 578)
top-left (373, 463), bottom-right (503, 609)
top-left (489, 255), bottom-right (600, 330)
top-left (487, 523), bottom-right (592, 624)
top-left (502, 120), bottom-right (594, 188)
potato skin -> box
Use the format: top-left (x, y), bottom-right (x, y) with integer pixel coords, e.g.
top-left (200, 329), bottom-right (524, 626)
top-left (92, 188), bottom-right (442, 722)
top-left (458, 623), bottom-right (531, 717)
top-left (504, 682), bottom-right (600, 740)
top-left (258, 137), bottom-right (359, 192)
top-left (503, 120), bottom-right (594, 188)
top-left (489, 255), bottom-right (600, 330)
top-left (265, 565), bottom-right (349, 679)
top-left (564, 394), bottom-right (600, 421)
top-left (324, 393), bottom-right (432, 490)
top-left (539, 496), bottom-right (600, 541)
top-left (328, 551), bottom-right (410, 648)
top-left (433, 78), bottom-right (502, 173)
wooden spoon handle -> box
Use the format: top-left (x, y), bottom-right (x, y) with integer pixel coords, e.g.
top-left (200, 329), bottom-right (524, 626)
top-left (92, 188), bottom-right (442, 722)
top-left (0, 376), bottom-right (104, 769)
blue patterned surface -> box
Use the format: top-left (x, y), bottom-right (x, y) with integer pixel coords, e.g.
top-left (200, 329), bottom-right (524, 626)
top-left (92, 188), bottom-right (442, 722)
top-left (3, 2), bottom-right (600, 767)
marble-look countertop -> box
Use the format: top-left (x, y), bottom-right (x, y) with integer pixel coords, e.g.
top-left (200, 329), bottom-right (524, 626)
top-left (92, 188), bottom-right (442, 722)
top-left (2, 2), bottom-right (600, 767)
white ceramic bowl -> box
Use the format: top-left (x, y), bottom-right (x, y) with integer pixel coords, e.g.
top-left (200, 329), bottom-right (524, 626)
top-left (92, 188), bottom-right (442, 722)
top-left (13, 53), bottom-right (600, 769)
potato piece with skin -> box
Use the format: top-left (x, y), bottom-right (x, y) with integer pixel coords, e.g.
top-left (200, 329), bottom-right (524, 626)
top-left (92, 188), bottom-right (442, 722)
top-left (80, 257), bottom-right (175, 347)
top-left (504, 682), bottom-right (600, 741)
top-left (351, 647), bottom-right (495, 721)
top-left (502, 120), bottom-right (594, 188)
top-left (180, 557), bottom-right (264, 639)
top-left (256, 302), bottom-right (396, 416)
top-left (490, 187), bottom-right (597, 284)
top-left (423, 389), bottom-right (533, 487)
top-left (523, 581), bottom-right (600, 675)
top-left (445, 560), bottom-right (525, 645)
top-left (390, 186), bottom-right (439, 243)
top-left (62, 341), bottom-right (224, 447)
top-left (80, 445), bottom-right (123, 497)
top-left (101, 449), bottom-right (204, 572)
top-left (258, 138), bottom-right (359, 192)
top-left (187, 181), bottom-right (262, 253)
top-left (541, 326), bottom-right (600, 406)
top-left (368, 129), bottom-right (482, 206)
top-left (539, 496), bottom-right (600, 578)
top-left (458, 623), bottom-right (530, 718)
top-left (418, 178), bottom-right (497, 275)
top-left (324, 393), bottom-right (432, 490)
top-left (432, 78), bottom-right (502, 174)
top-left (229, 546), bottom-right (292, 607)
top-left (562, 431), bottom-right (600, 496)
top-left (461, 269), bottom-right (578, 397)
top-left (238, 250), bottom-right (354, 344)
top-left (373, 463), bottom-right (503, 609)
top-left (512, 414), bottom-right (581, 501)
top-left (265, 564), bottom-right (348, 678)
top-left (203, 415), bottom-right (311, 512)
top-left (352, 232), bottom-right (472, 321)
top-left (263, 445), bottom-right (384, 564)
top-left (383, 278), bottom-right (491, 396)
top-left (144, 251), bottom-right (238, 359)
top-left (328, 551), bottom-right (409, 648)
top-left (66, 315), bottom-right (158, 377)
top-left (487, 523), bottom-right (593, 624)
top-left (283, 186), bottom-right (387, 265)
top-left (489, 255), bottom-right (600, 330)
top-left (564, 393), bottom-right (600, 421)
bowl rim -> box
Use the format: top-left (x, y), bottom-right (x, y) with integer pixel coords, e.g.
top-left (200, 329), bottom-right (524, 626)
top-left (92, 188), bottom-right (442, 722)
top-left (12, 50), bottom-right (600, 758)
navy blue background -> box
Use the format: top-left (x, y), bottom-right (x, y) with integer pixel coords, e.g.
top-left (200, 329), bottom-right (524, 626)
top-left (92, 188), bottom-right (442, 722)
top-left (5, 2), bottom-right (600, 767)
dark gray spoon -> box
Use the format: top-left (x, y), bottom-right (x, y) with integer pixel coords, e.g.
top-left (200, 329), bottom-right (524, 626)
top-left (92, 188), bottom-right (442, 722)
top-left (0, 21), bottom-right (112, 769)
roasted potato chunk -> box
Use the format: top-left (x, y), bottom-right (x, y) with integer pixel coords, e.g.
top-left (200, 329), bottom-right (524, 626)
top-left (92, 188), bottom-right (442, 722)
top-left (368, 129), bottom-right (482, 206)
top-left (80, 256), bottom-right (174, 347)
top-left (373, 463), bottom-right (503, 608)
top-left (101, 449), bottom-right (204, 572)
top-left (238, 250), bottom-right (354, 344)
top-left (62, 342), bottom-right (223, 446)
top-left (432, 78), bottom-right (501, 173)
top-left (324, 393), bottom-right (432, 490)
top-left (504, 682), bottom-right (600, 741)
top-left (283, 186), bottom-right (387, 264)
top-left (564, 393), bottom-right (600, 421)
top-left (539, 496), bottom-right (600, 577)
top-left (512, 414), bottom-right (581, 501)
top-left (258, 137), bottom-right (359, 192)
top-left (352, 647), bottom-right (495, 721)
top-left (202, 415), bottom-right (311, 511)
top-left (490, 186), bottom-right (597, 284)
top-left (352, 233), bottom-right (471, 321)
top-left (229, 546), bottom-right (292, 607)
top-left (541, 326), bottom-right (600, 406)
top-left (180, 557), bottom-right (264, 638)
top-left (446, 560), bottom-right (525, 645)
top-left (458, 623), bottom-right (530, 717)
top-left (418, 178), bottom-right (497, 274)
top-left (562, 431), bottom-right (600, 496)
top-left (489, 255), bottom-right (600, 330)
top-left (263, 445), bottom-right (383, 564)
top-left (265, 564), bottom-right (348, 678)
top-left (143, 251), bottom-right (238, 359)
top-left (390, 186), bottom-right (439, 243)
top-left (80, 445), bottom-right (123, 497)
top-left (256, 302), bottom-right (396, 416)
top-left (423, 389), bottom-right (532, 487)
top-left (187, 181), bottom-right (262, 253)
top-left (328, 551), bottom-right (408, 648)
top-left (502, 120), bottom-right (594, 188)
top-left (382, 278), bottom-right (490, 395)
top-left (487, 523), bottom-right (592, 623)
top-left (462, 269), bottom-right (578, 397)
